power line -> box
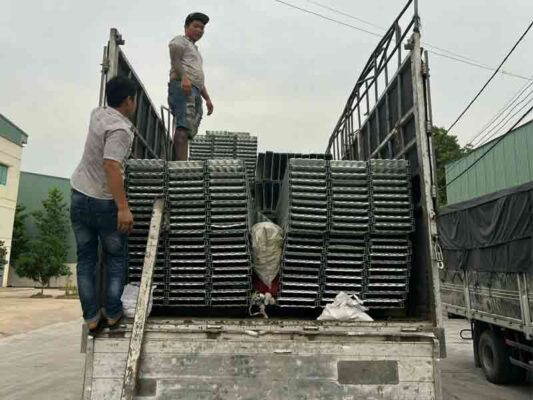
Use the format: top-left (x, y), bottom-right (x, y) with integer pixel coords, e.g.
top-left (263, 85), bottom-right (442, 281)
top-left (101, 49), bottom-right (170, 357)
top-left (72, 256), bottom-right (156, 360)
top-left (445, 104), bottom-right (533, 188)
top-left (446, 19), bottom-right (533, 134)
top-left (306, 0), bottom-right (386, 30)
top-left (273, 0), bottom-right (383, 38)
top-left (299, 0), bottom-right (533, 81)
top-left (424, 50), bottom-right (532, 81)
top-left (307, 0), bottom-right (480, 64)
top-left (474, 89), bottom-right (533, 147)
top-left (443, 77), bottom-right (533, 175)
top-left (466, 79), bottom-right (533, 146)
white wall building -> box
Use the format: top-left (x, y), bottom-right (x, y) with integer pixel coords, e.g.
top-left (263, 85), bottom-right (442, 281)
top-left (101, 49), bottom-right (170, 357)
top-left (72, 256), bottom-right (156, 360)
top-left (0, 114), bottom-right (28, 287)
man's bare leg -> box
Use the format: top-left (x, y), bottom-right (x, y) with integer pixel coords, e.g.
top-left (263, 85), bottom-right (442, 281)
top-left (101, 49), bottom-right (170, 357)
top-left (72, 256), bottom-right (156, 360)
top-left (173, 128), bottom-right (189, 161)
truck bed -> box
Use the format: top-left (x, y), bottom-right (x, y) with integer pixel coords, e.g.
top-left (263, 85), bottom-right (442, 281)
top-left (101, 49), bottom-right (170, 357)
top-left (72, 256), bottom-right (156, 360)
top-left (82, 318), bottom-right (440, 400)
top-left (440, 270), bottom-right (533, 339)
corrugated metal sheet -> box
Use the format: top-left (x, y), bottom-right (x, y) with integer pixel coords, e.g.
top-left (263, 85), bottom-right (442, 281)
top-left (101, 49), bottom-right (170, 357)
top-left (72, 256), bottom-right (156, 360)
top-left (445, 120), bottom-right (533, 204)
top-left (17, 172), bottom-right (76, 263)
top-left (0, 114), bottom-right (29, 146)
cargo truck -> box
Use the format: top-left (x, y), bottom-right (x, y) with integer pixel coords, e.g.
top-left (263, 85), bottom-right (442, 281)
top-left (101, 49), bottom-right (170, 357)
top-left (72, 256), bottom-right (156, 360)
top-left (81, 1), bottom-right (446, 398)
top-left (439, 184), bottom-right (533, 384)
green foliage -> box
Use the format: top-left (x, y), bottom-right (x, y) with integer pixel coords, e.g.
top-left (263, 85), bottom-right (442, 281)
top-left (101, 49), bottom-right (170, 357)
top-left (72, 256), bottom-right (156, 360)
top-left (10, 204), bottom-right (30, 265)
top-left (0, 241), bottom-right (7, 269)
top-left (14, 188), bottom-right (71, 294)
top-left (432, 127), bottom-right (472, 207)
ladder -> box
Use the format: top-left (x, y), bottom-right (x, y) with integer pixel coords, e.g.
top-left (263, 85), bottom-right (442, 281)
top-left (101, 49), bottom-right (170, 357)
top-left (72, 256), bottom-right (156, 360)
top-left (120, 198), bottom-right (164, 400)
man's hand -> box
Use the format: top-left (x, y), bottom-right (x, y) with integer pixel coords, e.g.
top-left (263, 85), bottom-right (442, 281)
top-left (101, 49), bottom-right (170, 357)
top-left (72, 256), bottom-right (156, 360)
top-left (206, 99), bottom-right (214, 116)
top-left (181, 76), bottom-right (192, 95)
top-left (117, 207), bottom-right (134, 235)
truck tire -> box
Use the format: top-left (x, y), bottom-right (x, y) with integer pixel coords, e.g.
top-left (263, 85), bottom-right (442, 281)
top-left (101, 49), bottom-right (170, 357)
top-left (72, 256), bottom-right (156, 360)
top-left (478, 330), bottom-right (514, 384)
top-left (510, 366), bottom-right (527, 384)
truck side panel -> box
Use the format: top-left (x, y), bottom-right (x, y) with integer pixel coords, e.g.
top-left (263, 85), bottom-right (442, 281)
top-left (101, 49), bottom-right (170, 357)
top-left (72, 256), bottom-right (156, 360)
top-left (441, 269), bottom-right (533, 339)
top-left (84, 323), bottom-right (439, 400)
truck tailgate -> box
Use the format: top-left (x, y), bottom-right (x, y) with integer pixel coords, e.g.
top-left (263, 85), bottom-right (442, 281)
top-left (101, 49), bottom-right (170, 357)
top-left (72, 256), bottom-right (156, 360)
top-left (83, 319), bottom-right (440, 400)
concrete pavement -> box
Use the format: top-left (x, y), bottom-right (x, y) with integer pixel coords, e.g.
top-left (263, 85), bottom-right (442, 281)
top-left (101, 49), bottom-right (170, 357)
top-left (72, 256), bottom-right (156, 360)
top-left (441, 318), bottom-right (533, 400)
top-left (0, 288), bottom-right (531, 399)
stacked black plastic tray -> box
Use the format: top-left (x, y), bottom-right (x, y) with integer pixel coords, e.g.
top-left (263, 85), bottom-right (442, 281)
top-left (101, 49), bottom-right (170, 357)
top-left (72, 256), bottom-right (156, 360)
top-left (206, 160), bottom-right (253, 307)
top-left (167, 161), bottom-right (209, 307)
top-left (366, 159), bottom-right (413, 309)
top-left (125, 159), bottom-right (167, 305)
top-left (276, 159), bottom-right (328, 307)
top-left (321, 161), bottom-right (369, 305)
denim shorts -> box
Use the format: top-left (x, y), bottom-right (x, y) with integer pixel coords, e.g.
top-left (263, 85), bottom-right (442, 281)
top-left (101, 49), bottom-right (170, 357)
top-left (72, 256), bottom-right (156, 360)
top-left (168, 80), bottom-right (203, 139)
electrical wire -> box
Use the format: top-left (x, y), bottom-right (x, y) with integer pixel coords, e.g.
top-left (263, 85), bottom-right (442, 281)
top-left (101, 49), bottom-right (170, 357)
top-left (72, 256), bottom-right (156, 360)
top-left (275, 0), bottom-right (533, 81)
top-left (466, 79), bottom-right (533, 146)
top-left (445, 19), bottom-right (533, 134)
top-left (473, 88), bottom-right (533, 147)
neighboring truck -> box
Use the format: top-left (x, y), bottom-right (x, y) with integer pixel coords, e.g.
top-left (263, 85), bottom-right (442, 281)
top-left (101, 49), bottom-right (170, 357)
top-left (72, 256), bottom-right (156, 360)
top-left (82, 1), bottom-right (446, 398)
top-left (439, 183), bottom-right (533, 384)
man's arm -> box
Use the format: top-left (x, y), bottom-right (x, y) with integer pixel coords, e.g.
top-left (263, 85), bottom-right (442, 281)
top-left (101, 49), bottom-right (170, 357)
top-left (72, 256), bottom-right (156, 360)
top-left (169, 41), bottom-right (192, 95)
top-left (103, 160), bottom-right (133, 234)
top-left (201, 86), bottom-right (214, 116)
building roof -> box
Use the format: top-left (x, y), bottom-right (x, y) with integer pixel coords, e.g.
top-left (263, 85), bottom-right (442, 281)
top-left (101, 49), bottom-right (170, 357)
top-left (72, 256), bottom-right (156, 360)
top-left (446, 119), bottom-right (533, 169)
top-left (445, 119), bottom-right (533, 204)
top-left (0, 113), bottom-right (29, 146)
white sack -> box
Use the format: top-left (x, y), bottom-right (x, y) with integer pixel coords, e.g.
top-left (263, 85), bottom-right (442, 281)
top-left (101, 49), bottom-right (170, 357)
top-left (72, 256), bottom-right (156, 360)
top-left (318, 292), bottom-right (373, 322)
top-left (121, 283), bottom-right (156, 318)
top-left (251, 222), bottom-right (283, 288)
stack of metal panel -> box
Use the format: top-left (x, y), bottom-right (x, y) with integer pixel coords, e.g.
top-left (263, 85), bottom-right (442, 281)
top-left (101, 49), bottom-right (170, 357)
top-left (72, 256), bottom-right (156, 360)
top-left (235, 135), bottom-right (258, 187)
top-left (166, 161), bottom-right (209, 307)
top-left (254, 152), bottom-right (332, 221)
top-left (206, 159), bottom-right (253, 307)
top-left (366, 159), bottom-right (413, 309)
top-left (188, 136), bottom-right (213, 160)
top-left (125, 159), bottom-right (167, 305)
top-left (321, 235), bottom-right (367, 305)
top-left (190, 131), bottom-right (258, 188)
top-left (321, 160), bottom-right (369, 305)
top-left (276, 159), bottom-right (328, 307)
top-left (365, 235), bottom-right (412, 309)
top-left (211, 134), bottom-right (235, 159)
top-left (328, 161), bottom-right (370, 235)
top-left (369, 160), bottom-right (414, 235)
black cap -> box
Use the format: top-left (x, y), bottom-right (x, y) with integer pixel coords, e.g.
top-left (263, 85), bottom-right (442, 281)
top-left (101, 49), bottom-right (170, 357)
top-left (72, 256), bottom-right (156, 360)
top-left (185, 12), bottom-right (209, 26)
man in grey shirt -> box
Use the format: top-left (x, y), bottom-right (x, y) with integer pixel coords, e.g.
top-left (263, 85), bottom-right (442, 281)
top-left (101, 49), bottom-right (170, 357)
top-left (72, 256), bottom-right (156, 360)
top-left (168, 12), bottom-right (214, 160)
top-left (70, 76), bottom-right (136, 334)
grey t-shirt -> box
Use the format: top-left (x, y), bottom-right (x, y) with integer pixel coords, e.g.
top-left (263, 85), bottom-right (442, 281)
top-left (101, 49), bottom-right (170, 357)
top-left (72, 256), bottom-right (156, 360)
top-left (71, 107), bottom-right (134, 200)
top-left (169, 35), bottom-right (204, 89)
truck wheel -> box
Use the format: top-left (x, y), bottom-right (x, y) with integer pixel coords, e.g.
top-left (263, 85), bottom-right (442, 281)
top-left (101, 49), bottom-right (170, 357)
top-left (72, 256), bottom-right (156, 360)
top-left (510, 365), bottom-right (527, 384)
top-left (478, 330), bottom-right (513, 384)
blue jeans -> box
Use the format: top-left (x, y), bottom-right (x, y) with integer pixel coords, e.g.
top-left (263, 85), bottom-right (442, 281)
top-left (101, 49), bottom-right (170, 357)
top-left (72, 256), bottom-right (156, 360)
top-left (70, 189), bottom-right (127, 322)
top-left (167, 80), bottom-right (203, 139)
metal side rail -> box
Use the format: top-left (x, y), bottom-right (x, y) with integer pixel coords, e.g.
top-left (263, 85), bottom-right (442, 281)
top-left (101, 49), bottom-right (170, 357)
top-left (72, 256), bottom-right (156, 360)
top-left (121, 198), bottom-right (164, 400)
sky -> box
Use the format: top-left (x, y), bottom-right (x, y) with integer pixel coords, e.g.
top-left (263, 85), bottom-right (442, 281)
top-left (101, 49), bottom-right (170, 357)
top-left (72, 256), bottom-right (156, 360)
top-left (1, 0), bottom-right (532, 178)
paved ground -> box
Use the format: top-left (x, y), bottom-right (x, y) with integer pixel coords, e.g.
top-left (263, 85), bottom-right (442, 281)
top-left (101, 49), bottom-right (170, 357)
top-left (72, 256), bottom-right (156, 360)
top-left (441, 318), bottom-right (532, 400)
top-left (0, 288), bottom-right (531, 399)
top-left (0, 288), bottom-right (81, 337)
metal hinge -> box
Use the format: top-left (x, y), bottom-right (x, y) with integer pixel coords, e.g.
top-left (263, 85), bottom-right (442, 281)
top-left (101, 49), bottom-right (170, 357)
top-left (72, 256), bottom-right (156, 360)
top-left (421, 62), bottom-right (429, 77)
top-left (434, 241), bottom-right (445, 270)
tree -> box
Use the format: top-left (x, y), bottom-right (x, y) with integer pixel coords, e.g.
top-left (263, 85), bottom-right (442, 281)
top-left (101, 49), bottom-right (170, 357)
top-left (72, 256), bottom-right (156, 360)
top-left (15, 188), bottom-right (71, 294)
top-left (0, 241), bottom-right (7, 278)
top-left (10, 204), bottom-right (30, 266)
top-left (432, 127), bottom-right (472, 207)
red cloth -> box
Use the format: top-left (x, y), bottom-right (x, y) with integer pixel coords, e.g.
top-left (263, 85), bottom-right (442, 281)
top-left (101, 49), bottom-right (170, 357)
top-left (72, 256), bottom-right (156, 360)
top-left (252, 274), bottom-right (280, 297)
